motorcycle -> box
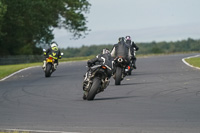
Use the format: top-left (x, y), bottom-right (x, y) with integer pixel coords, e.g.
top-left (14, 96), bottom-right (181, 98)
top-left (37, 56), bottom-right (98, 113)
top-left (113, 56), bottom-right (128, 85)
top-left (125, 48), bottom-right (136, 75)
top-left (43, 49), bottom-right (63, 77)
top-left (44, 55), bottom-right (56, 77)
top-left (82, 64), bottom-right (112, 100)
top-left (125, 60), bottom-right (133, 75)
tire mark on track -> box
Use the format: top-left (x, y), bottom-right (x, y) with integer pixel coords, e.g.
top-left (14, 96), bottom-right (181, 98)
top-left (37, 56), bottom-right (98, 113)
top-left (151, 88), bottom-right (187, 99)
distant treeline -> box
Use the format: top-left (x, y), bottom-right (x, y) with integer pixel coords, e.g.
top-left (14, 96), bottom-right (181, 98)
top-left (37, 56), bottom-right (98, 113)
top-left (0, 0), bottom-right (91, 56)
top-left (61, 38), bottom-right (200, 58)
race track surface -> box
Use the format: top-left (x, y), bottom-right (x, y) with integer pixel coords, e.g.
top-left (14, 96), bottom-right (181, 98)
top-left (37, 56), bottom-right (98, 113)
top-left (0, 53), bottom-right (200, 133)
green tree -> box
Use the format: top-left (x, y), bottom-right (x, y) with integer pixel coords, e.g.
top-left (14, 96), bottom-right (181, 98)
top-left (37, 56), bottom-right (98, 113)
top-left (0, 0), bottom-right (91, 55)
top-left (0, 0), bottom-right (7, 36)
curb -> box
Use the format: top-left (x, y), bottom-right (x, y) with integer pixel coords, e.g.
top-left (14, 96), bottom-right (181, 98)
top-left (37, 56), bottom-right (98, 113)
top-left (0, 66), bottom-right (40, 82)
top-left (0, 61), bottom-right (78, 82)
top-left (182, 55), bottom-right (200, 70)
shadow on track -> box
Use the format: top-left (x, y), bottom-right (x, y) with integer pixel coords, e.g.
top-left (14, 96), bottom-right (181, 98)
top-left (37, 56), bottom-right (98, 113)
top-left (94, 95), bottom-right (140, 101)
top-left (109, 81), bottom-right (155, 86)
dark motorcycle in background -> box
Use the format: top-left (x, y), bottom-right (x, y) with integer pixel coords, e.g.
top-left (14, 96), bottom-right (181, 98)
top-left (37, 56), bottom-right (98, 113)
top-left (125, 60), bottom-right (133, 75)
top-left (83, 64), bottom-right (111, 100)
top-left (125, 48), bottom-right (136, 75)
top-left (113, 56), bottom-right (128, 85)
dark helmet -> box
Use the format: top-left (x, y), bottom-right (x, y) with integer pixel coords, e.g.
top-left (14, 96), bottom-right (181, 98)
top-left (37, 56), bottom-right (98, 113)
top-left (118, 37), bottom-right (125, 42)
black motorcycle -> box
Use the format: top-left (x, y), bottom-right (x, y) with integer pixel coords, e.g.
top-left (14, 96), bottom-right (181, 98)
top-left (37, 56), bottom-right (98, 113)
top-left (125, 60), bottom-right (134, 75)
top-left (83, 64), bottom-right (111, 100)
top-left (113, 56), bottom-right (128, 85)
top-left (126, 48), bottom-right (137, 75)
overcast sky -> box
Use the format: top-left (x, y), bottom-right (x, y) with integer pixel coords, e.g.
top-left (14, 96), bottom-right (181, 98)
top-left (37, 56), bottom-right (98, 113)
top-left (53, 0), bottom-right (200, 48)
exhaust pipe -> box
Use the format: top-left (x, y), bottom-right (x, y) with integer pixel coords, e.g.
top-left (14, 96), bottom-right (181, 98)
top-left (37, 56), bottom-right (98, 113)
top-left (118, 58), bottom-right (123, 62)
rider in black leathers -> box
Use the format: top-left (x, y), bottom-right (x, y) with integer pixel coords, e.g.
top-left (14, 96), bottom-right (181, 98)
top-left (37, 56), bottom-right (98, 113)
top-left (125, 36), bottom-right (139, 69)
top-left (83, 48), bottom-right (113, 90)
top-left (111, 37), bottom-right (132, 65)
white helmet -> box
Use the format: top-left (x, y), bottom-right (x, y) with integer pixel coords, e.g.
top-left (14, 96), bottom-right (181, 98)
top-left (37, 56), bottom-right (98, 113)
top-left (125, 36), bottom-right (131, 41)
top-left (102, 48), bottom-right (110, 54)
top-left (51, 42), bottom-right (58, 48)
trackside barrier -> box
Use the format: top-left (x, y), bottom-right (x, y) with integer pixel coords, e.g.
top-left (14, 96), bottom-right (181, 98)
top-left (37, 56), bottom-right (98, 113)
top-left (0, 55), bottom-right (43, 65)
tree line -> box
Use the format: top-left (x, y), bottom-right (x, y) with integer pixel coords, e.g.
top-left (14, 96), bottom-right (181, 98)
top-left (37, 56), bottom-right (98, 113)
top-left (0, 0), bottom-right (91, 56)
top-left (60, 38), bottom-right (200, 58)
top-left (0, 1), bottom-right (199, 57)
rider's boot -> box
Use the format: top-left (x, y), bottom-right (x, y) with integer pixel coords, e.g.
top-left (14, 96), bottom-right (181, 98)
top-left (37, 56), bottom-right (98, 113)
top-left (42, 60), bottom-right (47, 69)
top-left (53, 63), bottom-right (58, 72)
top-left (132, 59), bottom-right (137, 69)
top-left (133, 63), bottom-right (136, 69)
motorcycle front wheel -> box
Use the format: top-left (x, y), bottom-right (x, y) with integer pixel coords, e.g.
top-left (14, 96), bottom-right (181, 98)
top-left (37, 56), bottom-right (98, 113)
top-left (45, 63), bottom-right (52, 77)
top-left (87, 77), bottom-right (101, 100)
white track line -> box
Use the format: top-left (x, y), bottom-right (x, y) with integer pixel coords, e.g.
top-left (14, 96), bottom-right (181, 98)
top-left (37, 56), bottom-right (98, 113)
top-left (0, 61), bottom-right (75, 82)
top-left (3, 129), bottom-right (81, 133)
top-left (0, 66), bottom-right (40, 82)
top-left (182, 55), bottom-right (200, 70)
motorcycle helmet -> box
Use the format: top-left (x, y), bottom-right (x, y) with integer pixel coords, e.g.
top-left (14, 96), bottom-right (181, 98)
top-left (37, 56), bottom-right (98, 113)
top-left (51, 42), bottom-right (58, 48)
top-left (102, 48), bottom-right (110, 54)
top-left (118, 37), bottom-right (125, 42)
top-left (125, 36), bottom-right (131, 41)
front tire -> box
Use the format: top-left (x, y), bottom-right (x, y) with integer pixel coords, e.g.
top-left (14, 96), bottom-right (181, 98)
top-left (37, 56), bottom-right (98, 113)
top-left (83, 91), bottom-right (87, 100)
top-left (45, 63), bottom-right (52, 77)
top-left (87, 77), bottom-right (101, 100)
top-left (115, 67), bottom-right (122, 85)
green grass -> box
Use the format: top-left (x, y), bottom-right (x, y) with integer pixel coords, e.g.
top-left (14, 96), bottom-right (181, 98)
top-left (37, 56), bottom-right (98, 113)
top-left (0, 56), bottom-right (94, 80)
top-left (185, 57), bottom-right (200, 68)
top-left (0, 62), bottom-right (42, 79)
top-left (60, 55), bottom-right (95, 62)
top-left (0, 130), bottom-right (30, 133)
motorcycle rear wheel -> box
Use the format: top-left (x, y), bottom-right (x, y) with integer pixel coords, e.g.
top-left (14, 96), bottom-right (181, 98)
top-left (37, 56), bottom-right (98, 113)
top-left (115, 67), bottom-right (122, 85)
top-left (87, 77), bottom-right (101, 100)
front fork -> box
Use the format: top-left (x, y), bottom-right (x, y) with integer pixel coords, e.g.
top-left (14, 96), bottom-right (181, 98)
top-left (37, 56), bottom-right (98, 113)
top-left (101, 77), bottom-right (110, 90)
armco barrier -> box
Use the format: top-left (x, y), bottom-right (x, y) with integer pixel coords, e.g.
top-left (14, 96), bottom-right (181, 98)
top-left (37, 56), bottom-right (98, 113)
top-left (0, 55), bottom-right (43, 65)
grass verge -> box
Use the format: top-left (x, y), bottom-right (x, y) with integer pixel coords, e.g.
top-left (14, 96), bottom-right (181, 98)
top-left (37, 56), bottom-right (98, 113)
top-left (0, 56), bottom-right (95, 80)
top-left (1, 53), bottom-right (199, 80)
top-left (0, 62), bottom-right (42, 80)
top-left (185, 56), bottom-right (200, 68)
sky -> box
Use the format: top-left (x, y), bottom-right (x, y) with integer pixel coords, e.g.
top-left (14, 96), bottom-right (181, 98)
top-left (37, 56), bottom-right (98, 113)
top-left (53, 0), bottom-right (200, 48)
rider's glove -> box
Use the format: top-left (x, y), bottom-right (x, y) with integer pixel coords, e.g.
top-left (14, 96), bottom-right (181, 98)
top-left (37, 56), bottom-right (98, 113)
top-left (87, 61), bottom-right (92, 67)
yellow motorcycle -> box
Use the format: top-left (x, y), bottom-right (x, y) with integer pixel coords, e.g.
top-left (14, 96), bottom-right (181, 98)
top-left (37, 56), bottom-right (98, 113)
top-left (45, 55), bottom-right (56, 77)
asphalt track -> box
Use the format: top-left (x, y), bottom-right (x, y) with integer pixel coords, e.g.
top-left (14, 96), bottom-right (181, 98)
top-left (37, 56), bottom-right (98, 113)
top-left (0, 53), bottom-right (200, 133)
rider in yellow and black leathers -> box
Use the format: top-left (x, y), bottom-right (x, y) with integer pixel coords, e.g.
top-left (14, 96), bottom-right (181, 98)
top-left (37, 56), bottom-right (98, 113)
top-left (43, 42), bottom-right (62, 70)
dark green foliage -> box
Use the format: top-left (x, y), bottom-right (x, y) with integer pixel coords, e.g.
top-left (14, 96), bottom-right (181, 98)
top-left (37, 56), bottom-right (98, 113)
top-left (0, 0), bottom-right (91, 56)
top-left (136, 38), bottom-right (200, 55)
top-left (61, 44), bottom-right (113, 58)
top-left (61, 38), bottom-right (200, 58)
top-left (0, 0), bottom-right (7, 36)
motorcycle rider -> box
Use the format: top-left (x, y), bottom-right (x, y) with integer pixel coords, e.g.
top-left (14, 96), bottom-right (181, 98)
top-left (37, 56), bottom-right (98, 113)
top-left (42, 42), bottom-right (62, 70)
top-left (111, 37), bottom-right (132, 65)
top-left (125, 35), bottom-right (139, 69)
top-left (83, 48), bottom-right (113, 91)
